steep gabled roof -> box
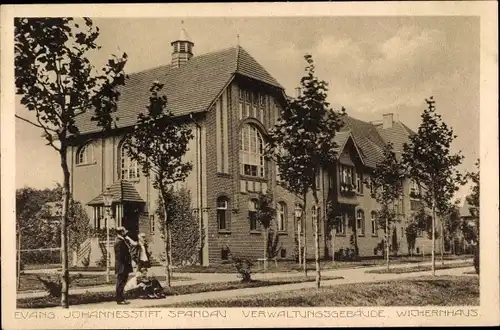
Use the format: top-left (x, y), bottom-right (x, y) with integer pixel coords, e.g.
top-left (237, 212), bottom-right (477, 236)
top-left (341, 116), bottom-right (386, 168)
top-left (333, 131), bottom-right (365, 166)
top-left (75, 46), bottom-right (282, 135)
top-left (87, 180), bottom-right (144, 206)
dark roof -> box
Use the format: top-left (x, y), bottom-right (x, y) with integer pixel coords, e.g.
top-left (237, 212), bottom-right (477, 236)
top-left (342, 116), bottom-right (386, 168)
top-left (87, 180), bottom-right (145, 206)
top-left (75, 46), bottom-right (282, 135)
top-left (375, 121), bottom-right (413, 156)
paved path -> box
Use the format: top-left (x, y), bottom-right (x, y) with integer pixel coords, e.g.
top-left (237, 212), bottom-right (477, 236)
top-left (18, 259), bottom-right (474, 306)
top-left (60, 265), bottom-right (475, 309)
top-left (18, 259), bottom-right (471, 299)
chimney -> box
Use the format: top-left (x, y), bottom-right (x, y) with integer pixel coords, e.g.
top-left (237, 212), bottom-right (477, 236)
top-left (295, 87), bottom-right (301, 98)
top-left (383, 113), bottom-right (394, 129)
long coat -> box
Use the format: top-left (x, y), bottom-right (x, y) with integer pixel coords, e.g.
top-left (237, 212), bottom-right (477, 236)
top-left (114, 236), bottom-right (133, 275)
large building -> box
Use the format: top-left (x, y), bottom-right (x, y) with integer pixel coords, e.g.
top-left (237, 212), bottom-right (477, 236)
top-left (68, 28), bottom-right (439, 266)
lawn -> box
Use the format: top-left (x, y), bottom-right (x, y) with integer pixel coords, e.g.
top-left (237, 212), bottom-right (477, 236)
top-left (17, 273), bottom-right (190, 292)
top-left (365, 262), bottom-right (473, 274)
top-left (163, 275), bottom-right (479, 307)
top-left (175, 254), bottom-right (473, 274)
top-left (17, 275), bottom-right (343, 308)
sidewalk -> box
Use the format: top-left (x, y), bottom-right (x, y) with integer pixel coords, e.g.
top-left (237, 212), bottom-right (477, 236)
top-left (63, 265), bottom-right (474, 309)
top-left (17, 259), bottom-right (472, 300)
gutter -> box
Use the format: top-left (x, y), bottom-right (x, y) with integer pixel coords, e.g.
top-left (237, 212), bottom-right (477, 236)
top-left (189, 112), bottom-right (204, 266)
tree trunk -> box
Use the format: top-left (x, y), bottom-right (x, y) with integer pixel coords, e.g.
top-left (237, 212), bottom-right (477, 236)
top-left (331, 228), bottom-right (336, 262)
top-left (264, 227), bottom-right (269, 270)
top-left (312, 190), bottom-right (321, 289)
top-left (297, 221), bottom-right (302, 265)
top-left (302, 193), bottom-right (307, 277)
top-left (60, 147), bottom-right (71, 308)
top-left (162, 201), bottom-right (172, 288)
top-left (440, 222), bottom-right (444, 266)
top-left (431, 199), bottom-right (436, 276)
top-left (314, 209), bottom-right (321, 288)
top-left (386, 218), bottom-right (390, 271)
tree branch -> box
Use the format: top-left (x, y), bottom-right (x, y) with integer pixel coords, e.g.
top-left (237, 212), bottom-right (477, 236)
top-left (15, 114), bottom-right (46, 129)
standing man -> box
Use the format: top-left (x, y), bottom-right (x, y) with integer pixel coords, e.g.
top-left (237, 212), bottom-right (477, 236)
top-left (114, 226), bottom-right (133, 304)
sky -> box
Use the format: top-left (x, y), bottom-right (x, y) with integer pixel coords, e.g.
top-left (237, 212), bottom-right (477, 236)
top-left (15, 16), bottom-right (480, 201)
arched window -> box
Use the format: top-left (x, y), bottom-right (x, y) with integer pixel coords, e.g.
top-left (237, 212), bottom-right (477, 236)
top-left (217, 196), bottom-right (229, 231)
top-left (76, 142), bottom-right (94, 165)
top-left (356, 209), bottom-right (365, 235)
top-left (120, 142), bottom-right (139, 180)
top-left (277, 202), bottom-right (287, 232)
top-left (248, 199), bottom-right (259, 231)
top-left (240, 124), bottom-right (265, 178)
top-left (371, 211), bottom-right (377, 236)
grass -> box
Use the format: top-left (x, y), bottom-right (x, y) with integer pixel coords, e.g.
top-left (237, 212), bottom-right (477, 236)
top-left (365, 262), bottom-right (473, 274)
top-left (17, 275), bottom-right (343, 308)
top-left (163, 275), bottom-right (479, 307)
top-left (17, 274), bottom-right (190, 292)
top-left (175, 254), bottom-right (473, 274)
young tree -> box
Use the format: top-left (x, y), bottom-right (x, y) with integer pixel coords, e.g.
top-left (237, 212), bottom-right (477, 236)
top-left (465, 159), bottom-right (480, 274)
top-left (15, 18), bottom-right (128, 307)
top-left (254, 193), bottom-right (277, 270)
top-left (266, 54), bottom-right (345, 288)
top-left (124, 82), bottom-right (193, 288)
top-left (402, 97), bottom-right (464, 275)
top-left (369, 142), bottom-right (405, 271)
top-left (158, 188), bottom-right (201, 266)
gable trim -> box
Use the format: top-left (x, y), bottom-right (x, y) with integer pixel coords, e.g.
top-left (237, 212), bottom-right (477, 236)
top-left (337, 133), bottom-right (366, 166)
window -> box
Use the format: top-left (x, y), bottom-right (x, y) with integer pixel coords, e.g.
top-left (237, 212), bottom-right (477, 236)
top-left (174, 43), bottom-right (178, 52)
top-left (329, 171), bottom-right (335, 188)
top-left (336, 215), bottom-right (345, 235)
top-left (240, 125), bottom-right (265, 178)
top-left (120, 143), bottom-right (139, 180)
top-left (76, 142), bottom-right (94, 165)
top-left (217, 197), bottom-right (229, 231)
top-left (249, 199), bottom-right (258, 231)
top-left (179, 42), bottom-right (186, 52)
top-left (239, 88), bottom-right (244, 100)
top-left (339, 164), bottom-right (355, 192)
top-left (371, 211), bottom-right (377, 236)
top-left (356, 210), bottom-right (365, 235)
top-left (277, 202), bottom-right (287, 232)
top-left (246, 91), bottom-right (251, 103)
top-left (356, 172), bottom-right (363, 194)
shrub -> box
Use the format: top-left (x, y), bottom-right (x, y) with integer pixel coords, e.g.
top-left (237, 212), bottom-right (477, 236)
top-left (232, 257), bottom-right (253, 282)
top-left (333, 248), bottom-right (359, 261)
top-left (36, 275), bottom-right (62, 298)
